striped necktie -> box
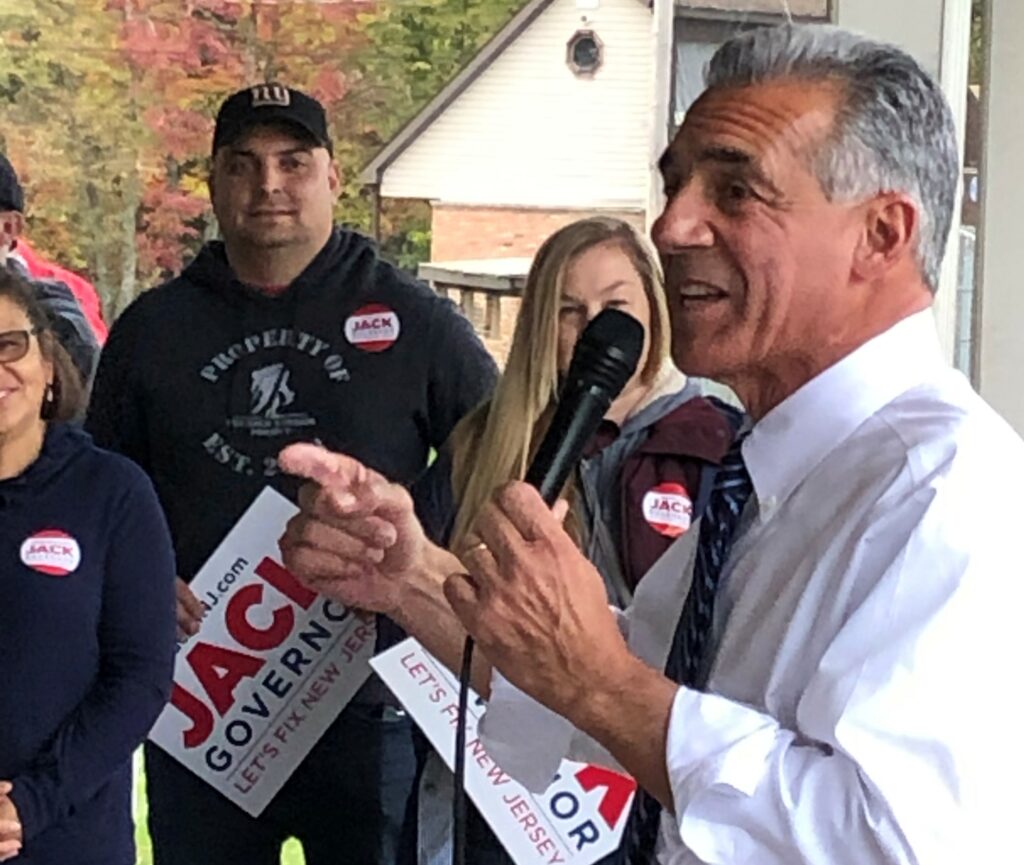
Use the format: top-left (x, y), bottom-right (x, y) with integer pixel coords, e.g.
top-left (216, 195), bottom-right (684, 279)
top-left (620, 435), bottom-right (753, 864)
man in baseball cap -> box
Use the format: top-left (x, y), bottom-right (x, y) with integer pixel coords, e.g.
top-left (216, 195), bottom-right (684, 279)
top-left (87, 81), bottom-right (497, 865)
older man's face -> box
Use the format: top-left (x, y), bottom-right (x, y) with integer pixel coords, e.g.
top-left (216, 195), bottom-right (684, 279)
top-left (652, 80), bottom-right (866, 407)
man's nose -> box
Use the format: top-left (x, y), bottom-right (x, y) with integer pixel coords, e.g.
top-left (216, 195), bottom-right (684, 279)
top-left (257, 161), bottom-right (284, 194)
top-left (652, 182), bottom-right (715, 253)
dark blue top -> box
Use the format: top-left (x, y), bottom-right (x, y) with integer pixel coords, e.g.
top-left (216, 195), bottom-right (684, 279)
top-left (85, 228), bottom-right (497, 581)
top-left (0, 424), bottom-right (176, 865)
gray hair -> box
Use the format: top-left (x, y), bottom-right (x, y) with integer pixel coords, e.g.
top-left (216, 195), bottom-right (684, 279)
top-left (707, 24), bottom-right (959, 292)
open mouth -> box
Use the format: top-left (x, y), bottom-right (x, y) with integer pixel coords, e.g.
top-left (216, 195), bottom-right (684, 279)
top-left (677, 281), bottom-right (728, 305)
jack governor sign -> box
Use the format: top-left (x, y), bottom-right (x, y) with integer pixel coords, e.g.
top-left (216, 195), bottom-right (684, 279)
top-left (149, 488), bottom-right (376, 815)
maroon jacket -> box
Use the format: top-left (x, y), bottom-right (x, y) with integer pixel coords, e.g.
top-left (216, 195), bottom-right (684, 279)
top-left (586, 394), bottom-right (739, 591)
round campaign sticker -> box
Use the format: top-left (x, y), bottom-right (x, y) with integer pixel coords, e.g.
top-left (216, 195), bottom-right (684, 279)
top-left (642, 483), bottom-right (693, 538)
top-left (20, 529), bottom-right (82, 577)
top-left (344, 303), bottom-right (401, 353)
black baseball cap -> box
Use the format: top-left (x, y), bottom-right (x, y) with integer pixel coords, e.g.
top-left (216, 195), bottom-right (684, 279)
top-left (212, 83), bottom-right (333, 155)
top-left (0, 153), bottom-right (25, 213)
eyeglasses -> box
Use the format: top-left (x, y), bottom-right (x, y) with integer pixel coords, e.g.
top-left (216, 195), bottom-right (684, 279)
top-left (0, 328), bottom-right (39, 364)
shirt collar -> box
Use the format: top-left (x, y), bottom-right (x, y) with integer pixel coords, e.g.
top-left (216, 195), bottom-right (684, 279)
top-left (743, 310), bottom-right (944, 508)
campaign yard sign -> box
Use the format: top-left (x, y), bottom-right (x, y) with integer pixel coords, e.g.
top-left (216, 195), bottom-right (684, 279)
top-left (149, 487), bottom-right (376, 816)
top-left (372, 639), bottom-right (636, 865)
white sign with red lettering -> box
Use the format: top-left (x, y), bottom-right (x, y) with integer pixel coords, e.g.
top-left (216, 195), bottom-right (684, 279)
top-left (372, 640), bottom-right (635, 865)
top-left (149, 487), bottom-right (376, 816)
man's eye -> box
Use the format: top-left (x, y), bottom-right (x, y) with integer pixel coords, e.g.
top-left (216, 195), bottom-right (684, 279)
top-left (725, 181), bottom-right (752, 202)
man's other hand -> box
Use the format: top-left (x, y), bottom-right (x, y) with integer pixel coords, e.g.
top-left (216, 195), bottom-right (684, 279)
top-left (278, 443), bottom-right (427, 617)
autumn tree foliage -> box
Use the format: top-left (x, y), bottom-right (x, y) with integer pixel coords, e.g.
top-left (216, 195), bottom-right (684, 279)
top-left (0, 0), bottom-right (525, 319)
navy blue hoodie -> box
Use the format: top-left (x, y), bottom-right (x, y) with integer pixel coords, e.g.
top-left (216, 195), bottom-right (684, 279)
top-left (86, 228), bottom-right (497, 581)
top-left (0, 424), bottom-right (176, 865)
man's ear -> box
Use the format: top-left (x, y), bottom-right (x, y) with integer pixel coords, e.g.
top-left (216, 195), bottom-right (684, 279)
top-left (0, 210), bottom-right (24, 252)
top-left (327, 160), bottom-right (341, 199)
top-left (852, 193), bottom-right (919, 282)
top-left (207, 151), bottom-right (222, 201)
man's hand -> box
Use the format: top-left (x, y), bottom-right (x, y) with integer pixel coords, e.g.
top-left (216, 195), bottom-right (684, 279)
top-left (175, 578), bottom-right (205, 640)
top-left (278, 443), bottom-right (428, 619)
top-left (446, 482), bottom-right (679, 808)
top-left (444, 482), bottom-right (634, 719)
top-left (0, 782), bottom-right (23, 862)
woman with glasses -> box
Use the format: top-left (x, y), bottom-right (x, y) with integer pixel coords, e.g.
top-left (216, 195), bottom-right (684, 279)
top-left (0, 268), bottom-right (176, 865)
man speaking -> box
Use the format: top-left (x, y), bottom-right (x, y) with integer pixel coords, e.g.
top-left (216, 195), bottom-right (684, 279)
top-left (279, 24), bottom-right (1023, 865)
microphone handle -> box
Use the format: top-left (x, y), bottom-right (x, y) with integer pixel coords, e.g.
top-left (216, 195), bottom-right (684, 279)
top-left (524, 385), bottom-right (611, 506)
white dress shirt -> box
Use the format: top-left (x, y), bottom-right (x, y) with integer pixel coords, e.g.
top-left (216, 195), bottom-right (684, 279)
top-left (479, 311), bottom-right (1024, 864)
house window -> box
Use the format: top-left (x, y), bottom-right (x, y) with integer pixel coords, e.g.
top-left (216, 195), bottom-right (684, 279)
top-left (567, 30), bottom-right (603, 76)
top-left (672, 18), bottom-right (761, 130)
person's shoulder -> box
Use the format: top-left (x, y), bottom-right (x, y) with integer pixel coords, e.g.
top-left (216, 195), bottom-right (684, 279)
top-left (668, 392), bottom-right (745, 432)
top-left (72, 429), bottom-right (160, 501)
top-left (335, 229), bottom-right (450, 308)
top-left (28, 273), bottom-right (76, 304)
top-left (877, 370), bottom-right (1024, 473)
top-left (831, 371), bottom-right (1024, 534)
top-left (27, 275), bottom-right (91, 331)
top-left (638, 389), bottom-right (744, 462)
top-left (840, 376), bottom-right (1024, 574)
top-left (114, 255), bottom-right (213, 327)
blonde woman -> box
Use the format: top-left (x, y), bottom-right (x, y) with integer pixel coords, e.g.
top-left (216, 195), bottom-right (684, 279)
top-left (401, 217), bottom-right (738, 865)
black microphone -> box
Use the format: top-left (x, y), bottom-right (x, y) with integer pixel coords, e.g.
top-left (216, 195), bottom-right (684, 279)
top-left (524, 307), bottom-right (645, 505)
top-left (452, 307), bottom-right (643, 865)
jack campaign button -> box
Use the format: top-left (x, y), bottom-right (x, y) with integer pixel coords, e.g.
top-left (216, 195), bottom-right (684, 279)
top-left (344, 303), bottom-right (401, 353)
top-left (21, 529), bottom-right (82, 576)
top-left (641, 483), bottom-right (693, 538)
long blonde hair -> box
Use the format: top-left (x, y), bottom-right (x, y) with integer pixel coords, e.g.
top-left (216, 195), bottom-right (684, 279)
top-left (448, 216), bottom-right (671, 549)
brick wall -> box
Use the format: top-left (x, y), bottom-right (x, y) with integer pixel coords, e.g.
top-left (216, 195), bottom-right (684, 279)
top-left (430, 204), bottom-right (646, 262)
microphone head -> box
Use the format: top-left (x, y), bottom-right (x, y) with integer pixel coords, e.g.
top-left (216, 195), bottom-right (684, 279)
top-left (563, 308), bottom-right (645, 403)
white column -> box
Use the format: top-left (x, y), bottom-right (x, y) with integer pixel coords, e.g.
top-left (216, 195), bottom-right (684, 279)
top-left (646, 0), bottom-right (674, 231)
top-left (976, 0), bottom-right (1024, 433)
top-left (934, 0), bottom-right (972, 363)
top-left (836, 0), bottom-right (971, 364)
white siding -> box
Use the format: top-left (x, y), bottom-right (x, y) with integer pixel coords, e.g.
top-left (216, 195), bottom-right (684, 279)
top-left (381, 0), bottom-right (654, 210)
